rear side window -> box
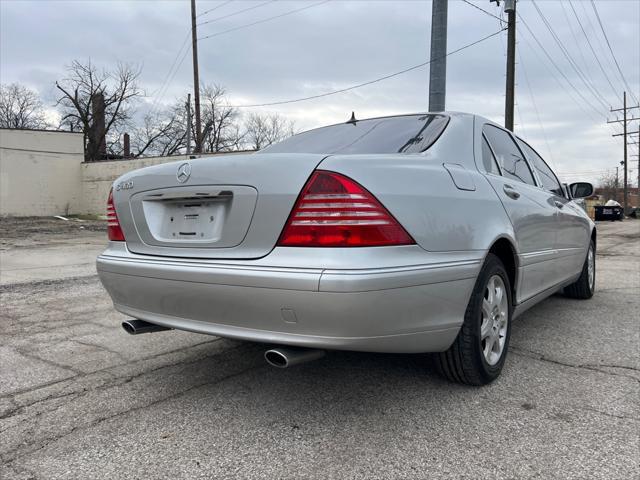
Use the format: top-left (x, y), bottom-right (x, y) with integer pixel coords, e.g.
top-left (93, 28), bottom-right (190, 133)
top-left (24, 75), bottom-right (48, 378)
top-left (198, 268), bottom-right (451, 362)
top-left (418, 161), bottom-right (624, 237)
top-left (516, 139), bottom-right (563, 196)
top-left (483, 125), bottom-right (536, 186)
top-left (261, 114), bottom-right (449, 154)
top-left (481, 135), bottom-right (501, 175)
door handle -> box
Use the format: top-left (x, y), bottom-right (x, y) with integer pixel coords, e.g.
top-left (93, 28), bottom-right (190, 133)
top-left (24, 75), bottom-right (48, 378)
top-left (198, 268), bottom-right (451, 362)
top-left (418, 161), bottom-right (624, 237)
top-left (554, 200), bottom-right (565, 209)
top-left (503, 184), bottom-right (520, 199)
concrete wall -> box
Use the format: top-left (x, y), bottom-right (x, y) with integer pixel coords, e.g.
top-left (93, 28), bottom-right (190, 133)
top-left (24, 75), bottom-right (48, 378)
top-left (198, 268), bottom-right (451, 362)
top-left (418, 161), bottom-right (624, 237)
top-left (1, 131), bottom-right (252, 216)
top-left (80, 154), bottom-right (197, 215)
top-left (79, 153), bottom-right (252, 215)
top-left (0, 129), bottom-right (84, 216)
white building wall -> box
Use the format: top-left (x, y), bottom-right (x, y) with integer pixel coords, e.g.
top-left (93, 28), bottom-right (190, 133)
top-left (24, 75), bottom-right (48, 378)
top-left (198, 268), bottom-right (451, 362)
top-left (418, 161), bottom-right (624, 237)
top-left (1, 127), bottom-right (250, 216)
top-left (0, 129), bottom-right (84, 216)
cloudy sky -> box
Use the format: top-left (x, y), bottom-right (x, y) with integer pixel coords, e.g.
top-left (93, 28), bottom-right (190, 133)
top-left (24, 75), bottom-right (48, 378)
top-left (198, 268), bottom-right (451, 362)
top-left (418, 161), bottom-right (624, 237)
top-left (1, 0), bottom-right (639, 185)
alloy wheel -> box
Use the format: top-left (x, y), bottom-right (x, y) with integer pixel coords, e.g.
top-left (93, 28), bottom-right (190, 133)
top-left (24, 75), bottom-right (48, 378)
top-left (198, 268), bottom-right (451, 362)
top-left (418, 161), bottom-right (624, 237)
top-left (480, 275), bottom-right (509, 366)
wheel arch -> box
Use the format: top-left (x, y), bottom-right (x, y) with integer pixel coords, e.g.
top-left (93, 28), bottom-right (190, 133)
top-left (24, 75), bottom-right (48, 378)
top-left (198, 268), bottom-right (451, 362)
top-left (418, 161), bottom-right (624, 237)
top-left (486, 237), bottom-right (519, 305)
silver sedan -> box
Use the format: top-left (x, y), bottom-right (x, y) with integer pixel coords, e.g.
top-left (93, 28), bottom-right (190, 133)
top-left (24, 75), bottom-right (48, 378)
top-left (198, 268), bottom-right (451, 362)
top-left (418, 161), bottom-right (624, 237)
top-left (97, 112), bottom-right (596, 385)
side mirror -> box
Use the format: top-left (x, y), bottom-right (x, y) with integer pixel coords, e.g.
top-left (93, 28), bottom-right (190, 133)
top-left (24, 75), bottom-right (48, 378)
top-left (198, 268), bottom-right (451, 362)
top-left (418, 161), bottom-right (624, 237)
top-left (570, 182), bottom-right (594, 199)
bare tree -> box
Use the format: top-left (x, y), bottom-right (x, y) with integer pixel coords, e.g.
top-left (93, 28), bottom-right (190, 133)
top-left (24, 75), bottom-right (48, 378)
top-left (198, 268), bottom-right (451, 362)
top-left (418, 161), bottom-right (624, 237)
top-left (130, 102), bottom-right (189, 157)
top-left (55, 60), bottom-right (142, 160)
top-left (200, 84), bottom-right (244, 153)
top-left (597, 172), bottom-right (619, 202)
top-left (0, 83), bottom-right (49, 129)
top-left (243, 112), bottom-right (295, 150)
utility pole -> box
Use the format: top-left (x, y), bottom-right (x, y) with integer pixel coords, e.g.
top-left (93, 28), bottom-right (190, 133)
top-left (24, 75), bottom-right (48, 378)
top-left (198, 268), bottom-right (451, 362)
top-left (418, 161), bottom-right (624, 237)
top-left (609, 91), bottom-right (640, 215)
top-left (428, 0), bottom-right (448, 112)
top-left (185, 93), bottom-right (192, 155)
top-left (190, 0), bottom-right (203, 153)
top-left (622, 91), bottom-right (628, 213)
top-left (504, 0), bottom-right (517, 131)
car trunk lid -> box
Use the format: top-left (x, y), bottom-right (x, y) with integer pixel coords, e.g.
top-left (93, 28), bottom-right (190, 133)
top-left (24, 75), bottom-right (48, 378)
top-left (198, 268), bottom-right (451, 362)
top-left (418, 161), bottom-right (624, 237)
top-left (113, 153), bottom-right (327, 259)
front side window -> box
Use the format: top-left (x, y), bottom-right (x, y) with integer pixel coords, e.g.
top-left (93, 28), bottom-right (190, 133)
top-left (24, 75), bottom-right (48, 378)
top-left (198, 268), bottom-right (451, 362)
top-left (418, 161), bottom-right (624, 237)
top-left (261, 114), bottom-right (449, 154)
top-left (483, 125), bottom-right (536, 186)
top-left (516, 139), bottom-right (563, 196)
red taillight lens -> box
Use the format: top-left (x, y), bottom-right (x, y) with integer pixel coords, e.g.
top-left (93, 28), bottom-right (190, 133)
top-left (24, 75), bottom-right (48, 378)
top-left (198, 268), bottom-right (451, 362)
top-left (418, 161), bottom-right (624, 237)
top-left (107, 188), bottom-right (125, 241)
top-left (277, 170), bottom-right (415, 247)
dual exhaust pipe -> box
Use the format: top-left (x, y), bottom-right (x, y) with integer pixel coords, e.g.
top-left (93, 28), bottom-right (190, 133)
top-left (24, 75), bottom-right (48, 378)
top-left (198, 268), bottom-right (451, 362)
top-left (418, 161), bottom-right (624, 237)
top-left (122, 320), bottom-right (325, 369)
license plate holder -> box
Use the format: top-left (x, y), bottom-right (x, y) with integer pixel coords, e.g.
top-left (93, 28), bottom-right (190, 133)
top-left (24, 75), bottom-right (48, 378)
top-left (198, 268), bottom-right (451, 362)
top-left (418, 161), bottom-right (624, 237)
top-left (144, 197), bottom-right (229, 243)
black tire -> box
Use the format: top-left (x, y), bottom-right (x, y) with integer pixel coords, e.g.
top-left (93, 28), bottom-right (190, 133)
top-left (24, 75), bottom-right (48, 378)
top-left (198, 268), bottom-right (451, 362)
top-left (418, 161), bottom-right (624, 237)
top-left (434, 253), bottom-right (513, 386)
top-left (563, 240), bottom-right (595, 299)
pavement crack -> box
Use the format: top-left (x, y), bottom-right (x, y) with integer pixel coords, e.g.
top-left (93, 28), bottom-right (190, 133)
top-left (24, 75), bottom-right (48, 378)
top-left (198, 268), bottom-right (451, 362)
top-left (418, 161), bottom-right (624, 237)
top-left (14, 348), bottom-right (81, 376)
top-left (0, 338), bottom-right (226, 402)
top-left (71, 339), bottom-right (129, 363)
top-left (579, 405), bottom-right (639, 422)
top-left (2, 360), bottom-right (265, 464)
top-left (511, 347), bottom-right (640, 384)
top-left (0, 341), bottom-right (244, 427)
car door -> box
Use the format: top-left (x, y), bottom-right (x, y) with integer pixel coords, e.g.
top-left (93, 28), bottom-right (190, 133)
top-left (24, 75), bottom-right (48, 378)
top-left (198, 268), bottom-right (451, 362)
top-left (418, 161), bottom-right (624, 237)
top-left (481, 124), bottom-right (559, 302)
top-left (516, 139), bottom-right (590, 280)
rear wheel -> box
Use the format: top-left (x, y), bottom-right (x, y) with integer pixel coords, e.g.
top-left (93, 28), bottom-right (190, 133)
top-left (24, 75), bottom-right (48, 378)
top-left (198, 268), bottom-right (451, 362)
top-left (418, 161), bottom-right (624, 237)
top-left (434, 253), bottom-right (512, 386)
top-left (563, 240), bottom-right (595, 299)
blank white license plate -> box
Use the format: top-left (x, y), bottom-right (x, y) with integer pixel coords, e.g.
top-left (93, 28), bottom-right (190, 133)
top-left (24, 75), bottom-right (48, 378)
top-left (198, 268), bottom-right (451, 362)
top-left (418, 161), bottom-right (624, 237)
top-left (143, 199), bottom-right (228, 243)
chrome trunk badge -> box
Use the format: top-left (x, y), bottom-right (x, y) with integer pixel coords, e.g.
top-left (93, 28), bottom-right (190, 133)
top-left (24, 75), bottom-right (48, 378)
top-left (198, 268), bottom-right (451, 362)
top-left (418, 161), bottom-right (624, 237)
top-left (177, 162), bottom-right (191, 183)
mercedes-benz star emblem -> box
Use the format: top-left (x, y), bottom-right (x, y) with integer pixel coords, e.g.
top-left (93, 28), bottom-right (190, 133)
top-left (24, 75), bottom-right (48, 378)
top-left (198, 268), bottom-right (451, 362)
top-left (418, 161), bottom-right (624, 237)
top-left (176, 162), bottom-right (191, 183)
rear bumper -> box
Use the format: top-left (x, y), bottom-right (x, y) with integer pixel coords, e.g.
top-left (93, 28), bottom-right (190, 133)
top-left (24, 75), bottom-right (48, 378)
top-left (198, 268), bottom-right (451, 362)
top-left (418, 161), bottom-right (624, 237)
top-left (97, 244), bottom-right (481, 353)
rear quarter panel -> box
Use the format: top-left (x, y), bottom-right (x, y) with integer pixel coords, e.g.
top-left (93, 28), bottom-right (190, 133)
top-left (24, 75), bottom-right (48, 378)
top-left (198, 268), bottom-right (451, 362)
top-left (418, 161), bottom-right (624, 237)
top-left (319, 114), bottom-right (515, 253)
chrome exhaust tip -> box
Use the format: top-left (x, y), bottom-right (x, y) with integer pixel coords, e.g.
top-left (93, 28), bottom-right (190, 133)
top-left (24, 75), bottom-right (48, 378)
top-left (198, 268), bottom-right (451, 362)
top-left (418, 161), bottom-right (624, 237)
top-left (122, 319), bottom-right (171, 335)
top-left (264, 347), bottom-right (325, 368)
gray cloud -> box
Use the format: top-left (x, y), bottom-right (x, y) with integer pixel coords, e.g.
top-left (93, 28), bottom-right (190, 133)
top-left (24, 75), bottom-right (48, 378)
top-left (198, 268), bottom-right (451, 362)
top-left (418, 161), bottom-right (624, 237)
top-left (1, 0), bottom-right (638, 184)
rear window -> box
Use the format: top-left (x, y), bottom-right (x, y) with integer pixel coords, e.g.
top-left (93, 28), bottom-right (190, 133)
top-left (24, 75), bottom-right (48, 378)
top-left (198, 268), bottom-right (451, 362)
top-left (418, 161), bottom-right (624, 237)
top-left (261, 114), bottom-right (449, 154)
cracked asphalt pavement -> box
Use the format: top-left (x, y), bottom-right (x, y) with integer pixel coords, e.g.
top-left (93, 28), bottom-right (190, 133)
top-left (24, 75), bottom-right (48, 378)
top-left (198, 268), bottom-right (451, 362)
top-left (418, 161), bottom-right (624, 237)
top-left (1, 218), bottom-right (638, 479)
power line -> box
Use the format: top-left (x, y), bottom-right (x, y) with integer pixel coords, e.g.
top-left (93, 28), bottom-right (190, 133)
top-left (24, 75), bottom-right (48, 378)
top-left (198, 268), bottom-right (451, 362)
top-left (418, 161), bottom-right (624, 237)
top-left (197, 0), bottom-right (276, 27)
top-left (228, 28), bottom-right (507, 108)
top-left (517, 45), bottom-right (556, 168)
top-left (148, 31), bottom-right (191, 115)
top-left (196, 0), bottom-right (234, 19)
top-left (567, 0), bottom-right (622, 104)
top-left (148, 0), bottom-right (330, 116)
top-left (149, 1), bottom-right (277, 114)
top-left (460, 0), bottom-right (505, 24)
top-left (517, 14), bottom-right (624, 146)
top-left (576, 0), bottom-right (626, 94)
top-left (199, 0), bottom-right (331, 41)
top-left (517, 12), bottom-right (605, 120)
top-left (589, 0), bottom-right (640, 105)
top-left (559, 0), bottom-right (591, 82)
top-left (531, 0), bottom-right (610, 112)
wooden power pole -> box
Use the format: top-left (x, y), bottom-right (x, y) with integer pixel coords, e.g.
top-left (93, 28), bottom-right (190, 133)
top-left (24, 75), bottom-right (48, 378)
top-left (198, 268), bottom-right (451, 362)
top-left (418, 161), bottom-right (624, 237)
top-left (190, 0), bottom-right (202, 153)
top-left (609, 91), bottom-right (640, 215)
top-left (428, 0), bottom-right (448, 112)
top-left (504, 0), bottom-right (516, 131)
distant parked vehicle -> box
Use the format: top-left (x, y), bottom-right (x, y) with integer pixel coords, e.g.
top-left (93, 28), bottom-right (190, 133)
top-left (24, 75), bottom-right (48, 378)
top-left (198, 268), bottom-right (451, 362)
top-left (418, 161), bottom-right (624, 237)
top-left (97, 113), bottom-right (596, 385)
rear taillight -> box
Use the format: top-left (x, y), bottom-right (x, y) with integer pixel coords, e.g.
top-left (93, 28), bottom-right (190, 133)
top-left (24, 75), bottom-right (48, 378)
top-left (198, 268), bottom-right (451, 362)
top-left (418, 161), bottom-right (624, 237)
top-left (107, 188), bottom-right (125, 241)
top-left (277, 170), bottom-right (415, 247)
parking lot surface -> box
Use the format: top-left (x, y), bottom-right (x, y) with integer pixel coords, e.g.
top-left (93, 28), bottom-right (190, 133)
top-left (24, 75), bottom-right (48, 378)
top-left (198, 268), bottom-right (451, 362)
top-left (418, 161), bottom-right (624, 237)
top-left (1, 218), bottom-right (638, 479)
